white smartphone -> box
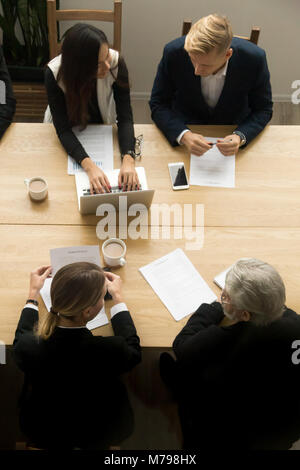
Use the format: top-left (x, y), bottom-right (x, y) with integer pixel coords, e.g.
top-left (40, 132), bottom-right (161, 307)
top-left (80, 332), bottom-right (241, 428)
top-left (168, 162), bottom-right (189, 190)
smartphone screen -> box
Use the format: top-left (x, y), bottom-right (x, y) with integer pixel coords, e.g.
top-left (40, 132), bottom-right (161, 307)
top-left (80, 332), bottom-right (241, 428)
top-left (169, 164), bottom-right (188, 187)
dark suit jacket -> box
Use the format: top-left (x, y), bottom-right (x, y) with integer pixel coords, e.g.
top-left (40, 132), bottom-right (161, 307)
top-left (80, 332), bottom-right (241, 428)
top-left (173, 302), bottom-right (300, 449)
top-left (0, 46), bottom-right (16, 139)
top-left (150, 36), bottom-right (273, 147)
top-left (13, 306), bottom-right (141, 449)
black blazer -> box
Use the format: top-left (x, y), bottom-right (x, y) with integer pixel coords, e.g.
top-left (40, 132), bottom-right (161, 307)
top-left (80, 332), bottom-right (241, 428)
top-left (13, 306), bottom-right (141, 448)
top-left (150, 36), bottom-right (273, 147)
top-left (0, 46), bottom-right (16, 139)
top-left (173, 302), bottom-right (300, 448)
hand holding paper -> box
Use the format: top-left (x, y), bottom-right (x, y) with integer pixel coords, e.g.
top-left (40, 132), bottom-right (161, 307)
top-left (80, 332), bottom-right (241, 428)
top-left (189, 136), bottom-right (235, 188)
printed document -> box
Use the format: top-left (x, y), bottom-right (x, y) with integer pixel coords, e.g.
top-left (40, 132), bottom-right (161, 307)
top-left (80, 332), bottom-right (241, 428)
top-left (139, 248), bottom-right (217, 321)
top-left (50, 245), bottom-right (101, 277)
top-left (68, 125), bottom-right (114, 174)
top-left (190, 137), bottom-right (235, 188)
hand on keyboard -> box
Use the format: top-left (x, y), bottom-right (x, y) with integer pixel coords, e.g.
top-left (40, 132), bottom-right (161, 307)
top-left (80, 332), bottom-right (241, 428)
top-left (118, 159), bottom-right (140, 191)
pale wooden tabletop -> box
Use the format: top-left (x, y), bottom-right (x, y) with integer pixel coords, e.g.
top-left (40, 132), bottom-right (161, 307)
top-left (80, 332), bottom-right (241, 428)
top-left (1, 123), bottom-right (300, 346)
top-left (1, 123), bottom-right (300, 227)
top-left (1, 224), bottom-right (300, 346)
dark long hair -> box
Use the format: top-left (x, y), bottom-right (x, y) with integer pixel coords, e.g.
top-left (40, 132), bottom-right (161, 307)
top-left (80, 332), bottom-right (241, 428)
top-left (58, 23), bottom-right (109, 128)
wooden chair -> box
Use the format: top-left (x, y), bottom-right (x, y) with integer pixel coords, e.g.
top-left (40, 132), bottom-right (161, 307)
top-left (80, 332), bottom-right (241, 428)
top-left (13, 82), bottom-right (48, 121)
top-left (47, 0), bottom-right (122, 60)
top-left (181, 20), bottom-right (260, 45)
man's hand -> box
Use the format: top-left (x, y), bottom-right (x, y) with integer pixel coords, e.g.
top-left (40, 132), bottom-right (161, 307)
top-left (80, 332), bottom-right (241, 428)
top-left (216, 134), bottom-right (240, 156)
top-left (181, 131), bottom-right (212, 156)
top-left (81, 157), bottom-right (111, 194)
top-left (28, 265), bottom-right (52, 300)
top-left (118, 155), bottom-right (140, 191)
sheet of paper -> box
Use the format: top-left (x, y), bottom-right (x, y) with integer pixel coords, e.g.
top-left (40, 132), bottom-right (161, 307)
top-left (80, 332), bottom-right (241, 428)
top-left (139, 248), bottom-right (217, 321)
top-left (214, 266), bottom-right (233, 289)
top-left (50, 245), bottom-right (101, 277)
top-left (190, 137), bottom-right (235, 188)
top-left (86, 308), bottom-right (109, 330)
top-left (40, 277), bottom-right (52, 312)
top-left (40, 278), bottom-right (108, 330)
top-left (68, 125), bottom-right (113, 175)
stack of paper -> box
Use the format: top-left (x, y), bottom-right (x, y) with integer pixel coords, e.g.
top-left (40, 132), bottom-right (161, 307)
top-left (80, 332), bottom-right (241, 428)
top-left (139, 248), bottom-right (217, 321)
top-left (189, 136), bottom-right (235, 188)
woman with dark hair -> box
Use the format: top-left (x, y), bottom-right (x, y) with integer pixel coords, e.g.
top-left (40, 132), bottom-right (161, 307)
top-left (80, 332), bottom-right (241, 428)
top-left (13, 263), bottom-right (141, 449)
top-left (44, 23), bottom-right (139, 193)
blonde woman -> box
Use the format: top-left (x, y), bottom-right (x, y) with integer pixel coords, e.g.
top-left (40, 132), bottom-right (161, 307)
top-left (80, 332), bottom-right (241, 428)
top-left (13, 263), bottom-right (141, 449)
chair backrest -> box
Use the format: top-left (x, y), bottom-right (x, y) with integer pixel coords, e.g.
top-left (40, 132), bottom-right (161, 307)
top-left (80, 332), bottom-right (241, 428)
top-left (181, 20), bottom-right (260, 45)
top-left (47, 0), bottom-right (122, 60)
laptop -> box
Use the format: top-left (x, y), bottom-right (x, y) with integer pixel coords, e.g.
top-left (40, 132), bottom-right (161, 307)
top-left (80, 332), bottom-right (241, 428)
top-left (75, 167), bottom-right (155, 215)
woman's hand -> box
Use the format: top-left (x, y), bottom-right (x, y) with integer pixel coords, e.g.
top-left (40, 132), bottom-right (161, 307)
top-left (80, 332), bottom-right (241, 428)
top-left (118, 155), bottom-right (140, 191)
top-left (28, 265), bottom-right (52, 300)
top-left (81, 158), bottom-right (111, 194)
top-left (104, 271), bottom-right (123, 303)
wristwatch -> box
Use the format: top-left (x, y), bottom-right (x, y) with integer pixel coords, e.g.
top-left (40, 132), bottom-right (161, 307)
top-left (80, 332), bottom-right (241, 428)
top-left (121, 151), bottom-right (136, 161)
top-left (233, 131), bottom-right (246, 147)
top-left (26, 299), bottom-right (38, 306)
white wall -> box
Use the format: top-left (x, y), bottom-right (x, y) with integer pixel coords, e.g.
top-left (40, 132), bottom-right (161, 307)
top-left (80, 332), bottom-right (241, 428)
top-left (27, 0), bottom-right (300, 99)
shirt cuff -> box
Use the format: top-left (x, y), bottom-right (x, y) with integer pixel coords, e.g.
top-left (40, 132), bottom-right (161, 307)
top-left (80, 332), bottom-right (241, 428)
top-left (23, 304), bottom-right (39, 311)
top-left (177, 129), bottom-right (190, 145)
top-left (110, 302), bottom-right (128, 319)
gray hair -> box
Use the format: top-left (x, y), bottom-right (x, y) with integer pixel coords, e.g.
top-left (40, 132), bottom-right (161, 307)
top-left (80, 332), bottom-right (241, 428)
top-left (225, 258), bottom-right (286, 326)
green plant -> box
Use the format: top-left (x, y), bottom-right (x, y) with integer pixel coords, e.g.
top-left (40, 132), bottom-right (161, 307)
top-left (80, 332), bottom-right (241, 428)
top-left (0, 0), bottom-right (60, 67)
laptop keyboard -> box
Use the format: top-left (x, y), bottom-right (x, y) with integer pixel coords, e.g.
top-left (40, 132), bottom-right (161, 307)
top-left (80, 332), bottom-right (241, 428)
top-left (83, 185), bottom-right (142, 196)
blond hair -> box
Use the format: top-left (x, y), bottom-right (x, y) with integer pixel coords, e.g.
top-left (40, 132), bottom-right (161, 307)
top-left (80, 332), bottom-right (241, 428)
top-left (185, 14), bottom-right (233, 55)
top-left (37, 262), bottom-right (105, 340)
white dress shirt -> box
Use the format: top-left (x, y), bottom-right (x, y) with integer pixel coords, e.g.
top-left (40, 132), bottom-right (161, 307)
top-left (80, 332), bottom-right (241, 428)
top-left (177, 60), bottom-right (229, 144)
top-left (24, 302), bottom-right (128, 328)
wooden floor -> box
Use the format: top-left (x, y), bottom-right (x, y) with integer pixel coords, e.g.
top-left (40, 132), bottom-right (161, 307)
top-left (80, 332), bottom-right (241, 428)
top-left (2, 100), bottom-right (300, 450)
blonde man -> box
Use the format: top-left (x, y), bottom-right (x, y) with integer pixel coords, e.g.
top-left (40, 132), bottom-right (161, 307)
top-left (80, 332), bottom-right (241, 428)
top-left (150, 14), bottom-right (273, 156)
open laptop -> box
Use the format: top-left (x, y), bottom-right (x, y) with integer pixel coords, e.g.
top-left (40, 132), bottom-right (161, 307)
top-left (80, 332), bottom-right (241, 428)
top-left (75, 167), bottom-right (155, 215)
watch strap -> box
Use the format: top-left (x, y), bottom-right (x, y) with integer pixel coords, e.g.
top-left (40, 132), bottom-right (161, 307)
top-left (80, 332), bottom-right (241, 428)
top-left (233, 131), bottom-right (246, 147)
top-left (121, 150), bottom-right (136, 161)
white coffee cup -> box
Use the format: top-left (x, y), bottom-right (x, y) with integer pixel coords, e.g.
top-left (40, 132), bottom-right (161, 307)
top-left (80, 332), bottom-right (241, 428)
top-left (24, 177), bottom-right (48, 201)
top-left (102, 238), bottom-right (126, 267)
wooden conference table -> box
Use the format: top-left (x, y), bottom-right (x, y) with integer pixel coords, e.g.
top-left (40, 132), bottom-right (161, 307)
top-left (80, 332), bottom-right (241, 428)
top-left (1, 123), bottom-right (300, 346)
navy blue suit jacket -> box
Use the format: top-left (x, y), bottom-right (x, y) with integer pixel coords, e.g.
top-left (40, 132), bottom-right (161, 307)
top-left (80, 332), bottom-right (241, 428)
top-left (150, 36), bottom-right (273, 146)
